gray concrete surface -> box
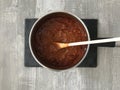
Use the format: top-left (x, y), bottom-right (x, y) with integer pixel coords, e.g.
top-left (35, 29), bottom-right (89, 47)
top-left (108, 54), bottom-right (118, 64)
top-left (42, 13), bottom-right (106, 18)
top-left (0, 0), bottom-right (120, 90)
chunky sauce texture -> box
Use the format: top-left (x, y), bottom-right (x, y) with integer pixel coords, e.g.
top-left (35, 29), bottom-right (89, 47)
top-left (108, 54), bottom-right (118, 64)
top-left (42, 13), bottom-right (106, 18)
top-left (31, 14), bottom-right (88, 70)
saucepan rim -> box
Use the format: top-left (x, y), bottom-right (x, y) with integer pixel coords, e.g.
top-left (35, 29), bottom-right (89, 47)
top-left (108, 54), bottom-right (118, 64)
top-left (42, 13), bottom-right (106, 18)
top-left (29, 11), bottom-right (90, 71)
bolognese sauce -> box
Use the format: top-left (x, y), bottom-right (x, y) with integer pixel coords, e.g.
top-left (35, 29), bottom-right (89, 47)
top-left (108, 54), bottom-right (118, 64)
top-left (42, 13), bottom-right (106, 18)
top-left (31, 13), bottom-right (88, 70)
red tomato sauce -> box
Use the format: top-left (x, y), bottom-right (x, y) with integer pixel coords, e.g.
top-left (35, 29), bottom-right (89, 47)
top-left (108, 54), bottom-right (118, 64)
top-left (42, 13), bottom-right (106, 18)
top-left (31, 13), bottom-right (88, 70)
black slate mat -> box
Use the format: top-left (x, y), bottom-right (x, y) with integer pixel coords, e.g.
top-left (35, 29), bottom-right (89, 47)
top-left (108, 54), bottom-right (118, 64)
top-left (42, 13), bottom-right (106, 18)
top-left (24, 19), bottom-right (98, 67)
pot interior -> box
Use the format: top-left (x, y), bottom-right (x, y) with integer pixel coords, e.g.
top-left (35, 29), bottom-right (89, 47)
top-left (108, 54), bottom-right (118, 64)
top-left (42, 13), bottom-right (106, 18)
top-left (30, 12), bottom-right (89, 70)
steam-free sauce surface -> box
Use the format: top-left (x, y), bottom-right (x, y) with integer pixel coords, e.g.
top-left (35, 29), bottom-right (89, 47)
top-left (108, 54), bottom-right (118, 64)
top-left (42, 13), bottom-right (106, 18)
top-left (31, 13), bottom-right (88, 70)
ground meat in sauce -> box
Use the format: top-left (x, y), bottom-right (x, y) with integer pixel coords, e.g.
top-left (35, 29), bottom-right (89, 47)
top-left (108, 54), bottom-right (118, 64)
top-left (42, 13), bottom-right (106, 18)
top-left (31, 14), bottom-right (88, 70)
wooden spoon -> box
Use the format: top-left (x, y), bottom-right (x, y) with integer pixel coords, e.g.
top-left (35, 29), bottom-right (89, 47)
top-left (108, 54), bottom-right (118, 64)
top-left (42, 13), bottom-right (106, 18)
top-left (56, 37), bottom-right (120, 48)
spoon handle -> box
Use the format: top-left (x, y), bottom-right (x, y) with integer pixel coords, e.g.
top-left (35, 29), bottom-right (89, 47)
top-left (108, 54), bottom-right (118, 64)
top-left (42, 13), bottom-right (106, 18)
top-left (68, 37), bottom-right (120, 46)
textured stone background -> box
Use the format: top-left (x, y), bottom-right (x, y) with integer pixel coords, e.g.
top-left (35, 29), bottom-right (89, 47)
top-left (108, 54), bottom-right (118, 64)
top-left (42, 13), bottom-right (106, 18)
top-left (0, 0), bottom-right (120, 90)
